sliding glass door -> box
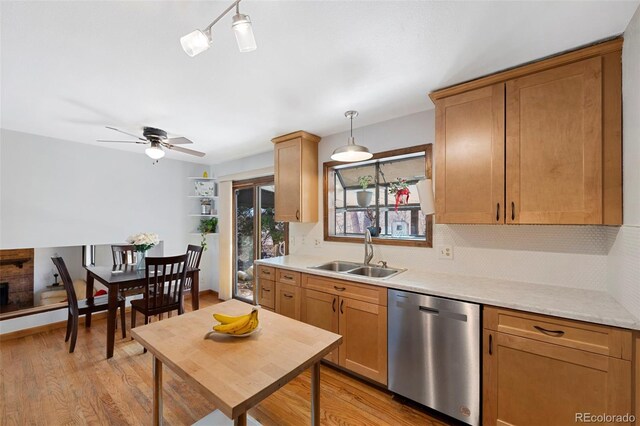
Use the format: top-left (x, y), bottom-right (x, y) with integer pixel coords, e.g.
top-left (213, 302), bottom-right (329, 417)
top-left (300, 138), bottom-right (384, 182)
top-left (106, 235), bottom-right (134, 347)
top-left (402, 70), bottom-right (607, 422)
top-left (233, 177), bottom-right (287, 303)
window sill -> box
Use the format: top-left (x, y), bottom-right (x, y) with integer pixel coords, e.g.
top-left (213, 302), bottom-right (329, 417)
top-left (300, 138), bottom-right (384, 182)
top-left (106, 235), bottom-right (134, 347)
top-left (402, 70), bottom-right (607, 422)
top-left (324, 235), bottom-right (432, 248)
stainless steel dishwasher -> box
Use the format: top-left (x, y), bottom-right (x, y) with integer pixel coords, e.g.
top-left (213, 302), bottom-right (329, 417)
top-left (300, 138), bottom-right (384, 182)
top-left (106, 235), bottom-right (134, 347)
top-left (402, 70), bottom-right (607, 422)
top-left (388, 289), bottom-right (480, 426)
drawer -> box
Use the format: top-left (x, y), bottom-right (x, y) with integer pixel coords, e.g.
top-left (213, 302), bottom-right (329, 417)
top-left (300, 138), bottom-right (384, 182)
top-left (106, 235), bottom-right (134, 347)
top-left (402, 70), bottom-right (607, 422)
top-left (258, 279), bottom-right (275, 309)
top-left (257, 265), bottom-right (275, 280)
top-left (302, 274), bottom-right (387, 306)
top-left (484, 306), bottom-right (632, 360)
top-left (277, 269), bottom-right (301, 286)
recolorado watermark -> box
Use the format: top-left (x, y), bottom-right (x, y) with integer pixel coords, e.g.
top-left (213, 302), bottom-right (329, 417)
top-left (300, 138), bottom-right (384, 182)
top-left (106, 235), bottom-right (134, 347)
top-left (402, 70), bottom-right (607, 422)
top-left (576, 413), bottom-right (636, 423)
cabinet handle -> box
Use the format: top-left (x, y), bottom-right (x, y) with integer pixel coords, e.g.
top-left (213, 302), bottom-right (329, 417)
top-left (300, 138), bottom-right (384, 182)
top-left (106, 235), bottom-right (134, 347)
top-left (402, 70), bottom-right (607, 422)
top-left (340, 299), bottom-right (344, 314)
top-left (332, 298), bottom-right (336, 312)
top-left (496, 203), bottom-right (500, 222)
top-left (489, 334), bottom-right (493, 355)
top-left (284, 275), bottom-right (293, 280)
top-left (283, 293), bottom-right (293, 299)
top-left (333, 286), bottom-right (346, 291)
top-left (262, 288), bottom-right (271, 292)
top-left (263, 271), bottom-right (271, 276)
top-left (296, 210), bottom-right (300, 220)
top-left (533, 325), bottom-right (565, 337)
top-left (511, 202), bottom-right (515, 221)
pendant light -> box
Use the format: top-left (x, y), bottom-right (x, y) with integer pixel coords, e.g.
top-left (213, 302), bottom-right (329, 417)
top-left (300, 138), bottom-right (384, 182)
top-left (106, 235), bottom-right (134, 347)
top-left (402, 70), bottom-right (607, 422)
top-left (331, 111), bottom-right (373, 162)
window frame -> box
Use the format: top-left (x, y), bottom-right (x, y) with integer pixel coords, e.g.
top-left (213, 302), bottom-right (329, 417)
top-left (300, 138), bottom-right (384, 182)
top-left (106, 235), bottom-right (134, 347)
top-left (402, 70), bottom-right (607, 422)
top-left (323, 144), bottom-right (433, 248)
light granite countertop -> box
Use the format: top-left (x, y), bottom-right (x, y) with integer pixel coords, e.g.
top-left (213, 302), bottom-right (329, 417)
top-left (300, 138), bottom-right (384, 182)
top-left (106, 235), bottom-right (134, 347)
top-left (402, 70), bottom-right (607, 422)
top-left (255, 255), bottom-right (640, 331)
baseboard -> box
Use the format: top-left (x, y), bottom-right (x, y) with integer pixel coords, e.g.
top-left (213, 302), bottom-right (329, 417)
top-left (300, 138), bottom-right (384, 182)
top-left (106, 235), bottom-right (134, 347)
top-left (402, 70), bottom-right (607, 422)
top-left (0, 290), bottom-right (219, 342)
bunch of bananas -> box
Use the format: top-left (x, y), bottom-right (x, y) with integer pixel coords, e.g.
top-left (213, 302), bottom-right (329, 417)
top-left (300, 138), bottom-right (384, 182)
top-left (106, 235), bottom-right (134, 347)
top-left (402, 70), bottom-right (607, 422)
top-left (212, 309), bottom-right (259, 335)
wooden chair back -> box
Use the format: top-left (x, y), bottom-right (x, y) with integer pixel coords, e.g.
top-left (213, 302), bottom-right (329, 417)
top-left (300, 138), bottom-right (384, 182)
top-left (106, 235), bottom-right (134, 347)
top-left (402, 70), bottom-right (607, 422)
top-left (111, 244), bottom-right (135, 266)
top-left (184, 245), bottom-right (203, 292)
top-left (144, 254), bottom-right (188, 312)
top-left (51, 256), bottom-right (79, 316)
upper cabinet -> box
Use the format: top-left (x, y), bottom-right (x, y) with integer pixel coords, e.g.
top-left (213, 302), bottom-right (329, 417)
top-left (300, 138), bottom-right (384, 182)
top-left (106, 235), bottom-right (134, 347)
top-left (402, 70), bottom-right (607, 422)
top-left (272, 131), bottom-right (321, 223)
top-left (431, 39), bottom-right (622, 225)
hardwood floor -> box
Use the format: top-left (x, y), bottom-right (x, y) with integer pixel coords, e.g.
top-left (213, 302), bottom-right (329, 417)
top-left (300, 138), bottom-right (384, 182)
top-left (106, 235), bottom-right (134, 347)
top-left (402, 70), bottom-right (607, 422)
top-left (0, 293), bottom-right (452, 425)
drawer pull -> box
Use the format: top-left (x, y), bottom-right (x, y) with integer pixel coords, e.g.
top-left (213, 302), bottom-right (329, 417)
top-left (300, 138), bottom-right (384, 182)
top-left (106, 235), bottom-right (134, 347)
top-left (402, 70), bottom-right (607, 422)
top-left (262, 288), bottom-right (271, 292)
top-left (283, 293), bottom-right (293, 299)
top-left (340, 299), bottom-right (344, 314)
top-left (263, 271), bottom-right (271, 276)
top-left (334, 286), bottom-right (346, 291)
top-left (283, 275), bottom-right (294, 280)
top-left (489, 334), bottom-right (493, 355)
top-left (533, 325), bottom-right (565, 337)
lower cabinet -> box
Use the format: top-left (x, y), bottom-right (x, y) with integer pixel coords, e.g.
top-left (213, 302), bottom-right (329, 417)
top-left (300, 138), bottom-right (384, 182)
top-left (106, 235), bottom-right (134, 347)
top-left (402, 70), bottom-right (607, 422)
top-left (275, 281), bottom-right (301, 320)
top-left (299, 274), bottom-right (388, 385)
top-left (483, 307), bottom-right (633, 426)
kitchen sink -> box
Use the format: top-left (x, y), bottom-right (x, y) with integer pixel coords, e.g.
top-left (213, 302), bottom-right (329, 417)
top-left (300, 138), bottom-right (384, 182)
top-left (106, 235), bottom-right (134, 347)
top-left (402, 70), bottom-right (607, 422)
top-left (309, 261), bottom-right (361, 272)
top-left (346, 266), bottom-right (403, 279)
top-left (309, 261), bottom-right (405, 279)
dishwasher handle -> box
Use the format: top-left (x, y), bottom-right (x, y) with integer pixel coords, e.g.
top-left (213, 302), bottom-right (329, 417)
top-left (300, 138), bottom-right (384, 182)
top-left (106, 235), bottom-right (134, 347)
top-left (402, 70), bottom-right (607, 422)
top-left (418, 305), bottom-right (468, 322)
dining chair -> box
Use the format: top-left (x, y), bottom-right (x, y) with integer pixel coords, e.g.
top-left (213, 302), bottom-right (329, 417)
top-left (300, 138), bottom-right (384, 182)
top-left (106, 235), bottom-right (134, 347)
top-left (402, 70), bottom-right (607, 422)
top-left (183, 244), bottom-right (203, 300)
top-left (111, 244), bottom-right (146, 302)
top-left (51, 256), bottom-right (126, 353)
top-left (130, 254), bottom-right (188, 351)
top-left (111, 244), bottom-right (136, 266)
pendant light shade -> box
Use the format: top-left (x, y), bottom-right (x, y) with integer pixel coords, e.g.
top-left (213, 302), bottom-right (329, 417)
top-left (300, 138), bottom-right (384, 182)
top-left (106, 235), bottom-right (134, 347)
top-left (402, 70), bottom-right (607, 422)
top-left (331, 111), bottom-right (373, 162)
top-left (232, 13), bottom-right (256, 52)
top-left (180, 29), bottom-right (212, 57)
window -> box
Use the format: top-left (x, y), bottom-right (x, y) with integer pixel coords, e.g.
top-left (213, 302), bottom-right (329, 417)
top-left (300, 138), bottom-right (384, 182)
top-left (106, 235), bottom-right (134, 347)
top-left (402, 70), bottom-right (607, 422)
top-left (324, 145), bottom-right (433, 247)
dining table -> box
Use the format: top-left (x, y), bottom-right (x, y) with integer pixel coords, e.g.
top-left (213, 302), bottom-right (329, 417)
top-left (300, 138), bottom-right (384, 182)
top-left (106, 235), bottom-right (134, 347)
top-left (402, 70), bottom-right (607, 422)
top-left (84, 264), bottom-right (200, 359)
top-left (131, 298), bottom-right (343, 426)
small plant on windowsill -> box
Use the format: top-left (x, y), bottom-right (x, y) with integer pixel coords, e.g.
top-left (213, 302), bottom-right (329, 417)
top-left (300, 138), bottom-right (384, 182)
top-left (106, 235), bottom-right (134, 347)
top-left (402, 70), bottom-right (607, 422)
top-left (198, 217), bottom-right (218, 251)
top-left (388, 178), bottom-right (410, 211)
top-left (357, 175), bottom-right (374, 207)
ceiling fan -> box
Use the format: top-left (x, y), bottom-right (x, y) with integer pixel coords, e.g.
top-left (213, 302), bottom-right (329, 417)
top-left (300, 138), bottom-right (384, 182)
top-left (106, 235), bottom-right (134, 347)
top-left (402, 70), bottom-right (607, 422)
top-left (98, 126), bottom-right (205, 160)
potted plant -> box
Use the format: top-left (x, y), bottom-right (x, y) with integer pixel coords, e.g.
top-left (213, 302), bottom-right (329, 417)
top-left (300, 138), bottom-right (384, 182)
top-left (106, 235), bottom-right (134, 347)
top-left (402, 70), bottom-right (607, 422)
top-left (388, 178), bottom-right (410, 211)
top-left (198, 217), bottom-right (218, 251)
top-left (357, 175), bottom-right (374, 207)
top-left (365, 208), bottom-right (381, 237)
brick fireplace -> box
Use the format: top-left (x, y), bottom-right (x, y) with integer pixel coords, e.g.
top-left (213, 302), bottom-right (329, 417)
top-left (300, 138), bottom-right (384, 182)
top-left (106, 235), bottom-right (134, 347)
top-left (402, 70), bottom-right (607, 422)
top-left (0, 249), bottom-right (35, 314)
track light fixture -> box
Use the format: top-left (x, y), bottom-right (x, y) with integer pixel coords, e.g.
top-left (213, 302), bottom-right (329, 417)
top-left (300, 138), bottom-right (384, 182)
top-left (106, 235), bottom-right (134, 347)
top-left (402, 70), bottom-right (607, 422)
top-left (181, 0), bottom-right (256, 57)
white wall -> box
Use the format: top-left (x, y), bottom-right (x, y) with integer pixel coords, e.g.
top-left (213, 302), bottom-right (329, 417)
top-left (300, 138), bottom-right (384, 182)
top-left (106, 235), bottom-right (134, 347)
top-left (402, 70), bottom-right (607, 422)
top-left (607, 5), bottom-right (640, 320)
top-left (0, 129), bottom-right (218, 333)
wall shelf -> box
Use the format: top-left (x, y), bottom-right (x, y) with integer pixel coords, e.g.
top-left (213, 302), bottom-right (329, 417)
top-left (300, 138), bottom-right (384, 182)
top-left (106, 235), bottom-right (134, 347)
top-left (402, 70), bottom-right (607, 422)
top-left (188, 177), bottom-right (216, 180)
top-left (189, 214), bottom-right (219, 217)
top-left (188, 195), bottom-right (218, 199)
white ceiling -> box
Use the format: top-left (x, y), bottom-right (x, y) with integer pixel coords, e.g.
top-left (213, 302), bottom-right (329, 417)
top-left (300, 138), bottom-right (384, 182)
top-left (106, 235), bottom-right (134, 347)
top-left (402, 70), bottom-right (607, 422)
top-left (1, 1), bottom-right (638, 163)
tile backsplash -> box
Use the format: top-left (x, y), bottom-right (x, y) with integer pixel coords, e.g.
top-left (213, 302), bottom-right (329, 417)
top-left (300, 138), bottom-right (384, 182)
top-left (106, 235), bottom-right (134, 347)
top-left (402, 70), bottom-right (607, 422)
top-left (607, 225), bottom-right (640, 319)
top-left (291, 223), bottom-right (618, 292)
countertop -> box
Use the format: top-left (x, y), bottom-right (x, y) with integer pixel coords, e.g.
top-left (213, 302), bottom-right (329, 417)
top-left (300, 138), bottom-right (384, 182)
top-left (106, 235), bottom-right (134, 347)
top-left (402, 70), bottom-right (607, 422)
top-left (255, 255), bottom-right (640, 331)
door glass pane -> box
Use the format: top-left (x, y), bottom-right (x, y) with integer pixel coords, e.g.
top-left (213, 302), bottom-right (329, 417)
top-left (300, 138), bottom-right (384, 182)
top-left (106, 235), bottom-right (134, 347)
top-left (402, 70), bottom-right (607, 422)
top-left (259, 185), bottom-right (286, 259)
top-left (235, 187), bottom-right (254, 302)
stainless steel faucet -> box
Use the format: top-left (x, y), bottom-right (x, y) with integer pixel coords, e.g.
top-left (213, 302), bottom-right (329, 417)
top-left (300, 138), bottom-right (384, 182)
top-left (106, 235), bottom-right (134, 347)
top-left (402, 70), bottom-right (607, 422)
top-left (364, 229), bottom-right (374, 265)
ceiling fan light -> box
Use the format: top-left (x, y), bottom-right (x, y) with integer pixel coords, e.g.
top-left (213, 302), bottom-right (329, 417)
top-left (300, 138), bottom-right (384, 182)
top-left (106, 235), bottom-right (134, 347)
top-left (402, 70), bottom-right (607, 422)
top-left (180, 29), bottom-right (212, 57)
top-left (232, 13), bottom-right (256, 52)
top-left (145, 143), bottom-right (165, 160)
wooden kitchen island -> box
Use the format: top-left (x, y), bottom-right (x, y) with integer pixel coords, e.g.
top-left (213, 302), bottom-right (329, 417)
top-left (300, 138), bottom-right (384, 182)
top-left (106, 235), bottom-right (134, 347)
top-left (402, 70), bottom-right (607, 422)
top-left (131, 299), bottom-right (342, 426)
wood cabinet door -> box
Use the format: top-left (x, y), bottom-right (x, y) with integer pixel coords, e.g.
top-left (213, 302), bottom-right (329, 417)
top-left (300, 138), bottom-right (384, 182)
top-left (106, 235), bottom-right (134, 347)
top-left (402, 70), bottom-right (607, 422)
top-left (435, 83), bottom-right (505, 224)
top-left (483, 331), bottom-right (631, 426)
top-left (338, 298), bottom-right (387, 385)
top-left (301, 289), bottom-right (339, 363)
top-left (506, 57), bottom-right (602, 224)
top-left (275, 282), bottom-right (300, 320)
top-left (257, 278), bottom-right (275, 310)
top-left (274, 138), bottom-right (301, 222)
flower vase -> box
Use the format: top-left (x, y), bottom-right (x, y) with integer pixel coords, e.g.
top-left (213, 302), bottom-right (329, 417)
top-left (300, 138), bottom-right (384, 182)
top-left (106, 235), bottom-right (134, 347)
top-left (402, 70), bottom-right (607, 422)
top-left (136, 250), bottom-right (147, 271)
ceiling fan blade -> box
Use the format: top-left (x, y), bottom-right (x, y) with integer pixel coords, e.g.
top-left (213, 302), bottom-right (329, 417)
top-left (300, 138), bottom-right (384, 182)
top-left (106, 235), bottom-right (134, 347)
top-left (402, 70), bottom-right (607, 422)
top-left (166, 137), bottom-right (193, 145)
top-left (97, 139), bottom-right (147, 144)
top-left (105, 126), bottom-right (147, 141)
top-left (164, 143), bottom-right (206, 157)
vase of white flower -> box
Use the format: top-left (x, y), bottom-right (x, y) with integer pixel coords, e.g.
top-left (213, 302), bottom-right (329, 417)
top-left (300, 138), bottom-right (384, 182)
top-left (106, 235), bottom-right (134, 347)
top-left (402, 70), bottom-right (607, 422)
top-left (126, 233), bottom-right (160, 270)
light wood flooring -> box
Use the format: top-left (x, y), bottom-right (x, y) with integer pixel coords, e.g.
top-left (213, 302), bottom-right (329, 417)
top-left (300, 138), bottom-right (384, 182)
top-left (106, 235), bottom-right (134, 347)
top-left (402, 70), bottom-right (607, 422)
top-left (0, 293), bottom-right (453, 425)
